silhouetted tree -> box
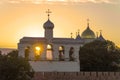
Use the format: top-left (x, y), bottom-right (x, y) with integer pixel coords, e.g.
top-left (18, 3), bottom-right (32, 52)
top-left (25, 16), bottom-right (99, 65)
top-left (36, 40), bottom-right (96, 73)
top-left (7, 50), bottom-right (18, 58)
top-left (0, 50), bottom-right (2, 55)
top-left (79, 40), bottom-right (120, 71)
top-left (0, 50), bottom-right (34, 80)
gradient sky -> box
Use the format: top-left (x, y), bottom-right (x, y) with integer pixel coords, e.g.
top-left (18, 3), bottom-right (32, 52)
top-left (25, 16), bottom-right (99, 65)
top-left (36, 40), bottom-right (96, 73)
top-left (0, 0), bottom-right (120, 48)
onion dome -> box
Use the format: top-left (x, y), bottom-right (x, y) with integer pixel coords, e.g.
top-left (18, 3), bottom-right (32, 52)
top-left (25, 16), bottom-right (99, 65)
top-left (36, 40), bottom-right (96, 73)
top-left (43, 19), bottom-right (54, 29)
top-left (43, 9), bottom-right (54, 29)
top-left (97, 30), bottom-right (105, 41)
top-left (76, 30), bottom-right (81, 40)
top-left (81, 27), bottom-right (95, 38)
top-left (81, 19), bottom-right (95, 39)
top-left (76, 35), bottom-right (81, 40)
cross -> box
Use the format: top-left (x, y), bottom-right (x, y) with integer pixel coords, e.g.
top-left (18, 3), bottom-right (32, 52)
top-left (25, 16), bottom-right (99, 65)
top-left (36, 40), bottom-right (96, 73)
top-left (100, 30), bottom-right (102, 35)
top-left (46, 9), bottom-right (52, 19)
top-left (71, 32), bottom-right (73, 38)
top-left (87, 18), bottom-right (90, 23)
top-left (76, 32), bottom-right (78, 37)
top-left (78, 29), bottom-right (80, 34)
top-left (87, 18), bottom-right (90, 27)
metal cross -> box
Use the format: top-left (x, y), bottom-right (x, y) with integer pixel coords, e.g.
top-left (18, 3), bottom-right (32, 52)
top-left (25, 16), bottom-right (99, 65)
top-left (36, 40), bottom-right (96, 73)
top-left (87, 18), bottom-right (90, 27)
top-left (96, 32), bottom-right (98, 38)
top-left (100, 30), bottom-right (102, 35)
top-left (78, 29), bottom-right (80, 34)
top-left (46, 9), bottom-right (52, 19)
top-left (87, 18), bottom-right (90, 23)
top-left (71, 32), bottom-right (73, 38)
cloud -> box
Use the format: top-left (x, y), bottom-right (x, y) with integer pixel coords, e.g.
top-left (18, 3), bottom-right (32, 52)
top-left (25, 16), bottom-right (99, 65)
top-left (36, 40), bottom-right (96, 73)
top-left (0, 0), bottom-right (119, 5)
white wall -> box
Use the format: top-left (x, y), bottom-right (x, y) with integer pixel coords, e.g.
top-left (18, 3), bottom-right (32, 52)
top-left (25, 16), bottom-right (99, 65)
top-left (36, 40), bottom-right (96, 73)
top-left (30, 61), bottom-right (80, 72)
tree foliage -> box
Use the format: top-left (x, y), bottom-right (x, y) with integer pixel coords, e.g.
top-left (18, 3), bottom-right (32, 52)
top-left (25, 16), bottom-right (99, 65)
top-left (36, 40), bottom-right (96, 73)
top-left (0, 50), bottom-right (34, 80)
top-left (79, 40), bottom-right (120, 71)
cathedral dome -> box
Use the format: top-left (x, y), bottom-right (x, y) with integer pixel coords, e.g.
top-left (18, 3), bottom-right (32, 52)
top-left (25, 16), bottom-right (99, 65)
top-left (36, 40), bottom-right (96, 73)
top-left (81, 27), bottom-right (95, 39)
top-left (43, 19), bottom-right (54, 29)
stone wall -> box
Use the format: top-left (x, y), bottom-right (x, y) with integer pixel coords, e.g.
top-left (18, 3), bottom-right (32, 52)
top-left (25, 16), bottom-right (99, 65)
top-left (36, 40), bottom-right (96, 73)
top-left (33, 72), bottom-right (120, 80)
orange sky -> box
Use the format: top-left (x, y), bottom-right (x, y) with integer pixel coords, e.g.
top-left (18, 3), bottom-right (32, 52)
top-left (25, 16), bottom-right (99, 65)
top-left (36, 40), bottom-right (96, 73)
top-left (0, 0), bottom-right (120, 48)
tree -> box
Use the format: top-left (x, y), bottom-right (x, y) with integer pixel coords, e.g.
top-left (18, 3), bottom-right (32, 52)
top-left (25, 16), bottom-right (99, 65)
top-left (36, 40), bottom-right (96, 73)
top-left (79, 40), bottom-right (120, 71)
top-left (7, 50), bottom-right (18, 58)
top-left (0, 50), bottom-right (34, 80)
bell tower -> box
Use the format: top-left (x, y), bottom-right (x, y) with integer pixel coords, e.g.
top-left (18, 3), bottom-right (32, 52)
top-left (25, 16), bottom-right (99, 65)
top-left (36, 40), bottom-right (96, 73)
top-left (43, 9), bottom-right (54, 41)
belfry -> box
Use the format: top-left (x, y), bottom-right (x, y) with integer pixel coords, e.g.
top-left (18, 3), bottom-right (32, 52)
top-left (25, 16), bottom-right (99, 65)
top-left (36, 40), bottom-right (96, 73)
top-left (44, 9), bottom-right (54, 41)
top-left (18, 10), bottom-right (105, 72)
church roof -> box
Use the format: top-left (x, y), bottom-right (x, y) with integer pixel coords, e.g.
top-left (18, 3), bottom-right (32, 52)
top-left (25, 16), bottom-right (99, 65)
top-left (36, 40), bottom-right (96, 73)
top-left (76, 35), bottom-right (81, 40)
top-left (97, 31), bottom-right (105, 41)
top-left (81, 27), bottom-right (95, 39)
top-left (52, 38), bottom-right (83, 44)
top-left (43, 19), bottom-right (54, 29)
top-left (81, 20), bottom-right (95, 39)
top-left (75, 30), bottom-right (81, 40)
top-left (19, 37), bottom-right (46, 43)
top-left (43, 9), bottom-right (54, 29)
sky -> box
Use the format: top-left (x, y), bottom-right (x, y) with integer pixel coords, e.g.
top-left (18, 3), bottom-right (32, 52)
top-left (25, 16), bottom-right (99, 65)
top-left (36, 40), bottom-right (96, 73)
top-left (0, 0), bottom-right (120, 48)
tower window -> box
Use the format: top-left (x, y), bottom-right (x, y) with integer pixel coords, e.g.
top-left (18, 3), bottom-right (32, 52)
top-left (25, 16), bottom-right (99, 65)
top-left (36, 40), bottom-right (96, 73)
top-left (59, 46), bottom-right (65, 61)
top-left (35, 46), bottom-right (41, 60)
top-left (47, 44), bottom-right (52, 50)
top-left (69, 47), bottom-right (75, 61)
top-left (24, 46), bottom-right (30, 60)
top-left (46, 44), bottom-right (53, 60)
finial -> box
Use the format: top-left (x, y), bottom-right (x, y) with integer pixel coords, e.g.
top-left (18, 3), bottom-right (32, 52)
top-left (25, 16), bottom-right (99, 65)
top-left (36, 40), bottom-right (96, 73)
top-left (46, 9), bottom-right (52, 19)
top-left (96, 32), bottom-right (98, 38)
top-left (71, 32), bottom-right (73, 38)
top-left (100, 30), bottom-right (102, 35)
top-left (78, 29), bottom-right (80, 35)
top-left (76, 32), bottom-right (78, 37)
top-left (87, 18), bottom-right (90, 28)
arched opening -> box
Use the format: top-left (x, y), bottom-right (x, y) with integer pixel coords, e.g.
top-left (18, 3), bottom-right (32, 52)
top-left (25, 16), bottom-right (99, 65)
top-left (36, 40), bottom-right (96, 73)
top-left (35, 46), bottom-right (41, 60)
top-left (59, 46), bottom-right (65, 61)
top-left (24, 46), bottom-right (30, 60)
top-left (69, 47), bottom-right (74, 61)
top-left (79, 46), bottom-right (82, 61)
top-left (46, 44), bottom-right (53, 60)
